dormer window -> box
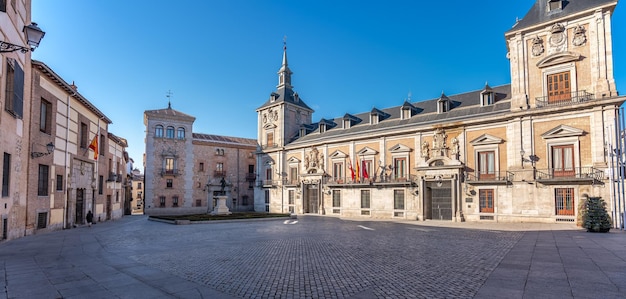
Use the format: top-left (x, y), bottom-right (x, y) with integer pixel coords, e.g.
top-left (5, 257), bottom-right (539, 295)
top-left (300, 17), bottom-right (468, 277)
top-left (319, 123), bottom-right (326, 133)
top-left (401, 101), bottom-right (416, 120)
top-left (300, 128), bottom-right (306, 137)
top-left (437, 93), bottom-right (451, 114)
top-left (371, 113), bottom-right (379, 125)
top-left (480, 84), bottom-right (494, 106)
top-left (294, 92), bottom-right (299, 103)
top-left (481, 92), bottom-right (494, 106)
top-left (342, 114), bottom-right (360, 129)
top-left (402, 109), bottom-right (411, 120)
top-left (370, 108), bottom-right (386, 125)
top-left (547, 0), bottom-right (563, 14)
top-left (270, 92), bottom-right (279, 102)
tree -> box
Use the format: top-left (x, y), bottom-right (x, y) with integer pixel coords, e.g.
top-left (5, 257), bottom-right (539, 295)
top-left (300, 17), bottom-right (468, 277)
top-left (582, 197), bottom-right (612, 233)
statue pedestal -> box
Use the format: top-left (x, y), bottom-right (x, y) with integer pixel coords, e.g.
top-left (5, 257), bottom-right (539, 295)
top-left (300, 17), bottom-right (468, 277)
top-left (211, 195), bottom-right (231, 215)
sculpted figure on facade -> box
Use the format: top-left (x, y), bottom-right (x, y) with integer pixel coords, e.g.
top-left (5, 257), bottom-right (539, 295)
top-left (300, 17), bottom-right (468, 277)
top-left (421, 141), bottom-right (429, 160)
top-left (450, 137), bottom-right (460, 159)
top-left (432, 129), bottom-right (448, 157)
top-left (305, 147), bottom-right (324, 173)
top-left (572, 24), bottom-right (587, 47)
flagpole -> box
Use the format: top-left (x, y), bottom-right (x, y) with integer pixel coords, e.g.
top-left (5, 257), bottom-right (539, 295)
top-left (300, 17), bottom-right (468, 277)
top-left (95, 118), bottom-right (100, 215)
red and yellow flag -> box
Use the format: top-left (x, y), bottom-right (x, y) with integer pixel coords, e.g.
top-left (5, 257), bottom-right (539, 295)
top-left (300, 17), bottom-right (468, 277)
top-left (88, 135), bottom-right (98, 160)
top-left (355, 159), bottom-right (360, 182)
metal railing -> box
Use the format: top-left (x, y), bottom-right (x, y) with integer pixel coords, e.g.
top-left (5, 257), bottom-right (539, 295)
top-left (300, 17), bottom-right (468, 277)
top-left (535, 90), bottom-right (594, 108)
top-left (325, 175), bottom-right (416, 185)
top-left (465, 171), bottom-right (514, 182)
top-left (159, 168), bottom-right (179, 177)
top-left (245, 173), bottom-right (256, 181)
top-left (535, 167), bottom-right (604, 180)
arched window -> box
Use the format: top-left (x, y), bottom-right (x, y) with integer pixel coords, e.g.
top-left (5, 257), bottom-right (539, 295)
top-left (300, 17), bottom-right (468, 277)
top-left (177, 127), bottom-right (185, 139)
top-left (155, 125), bottom-right (163, 138)
top-left (166, 126), bottom-right (175, 138)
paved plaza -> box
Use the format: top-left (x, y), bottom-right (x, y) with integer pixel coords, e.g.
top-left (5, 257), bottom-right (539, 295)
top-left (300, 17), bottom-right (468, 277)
top-left (1, 215), bottom-right (625, 299)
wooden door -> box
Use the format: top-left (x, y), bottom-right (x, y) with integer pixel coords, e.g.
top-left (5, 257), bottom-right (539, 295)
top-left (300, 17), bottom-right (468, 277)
top-left (547, 71), bottom-right (571, 103)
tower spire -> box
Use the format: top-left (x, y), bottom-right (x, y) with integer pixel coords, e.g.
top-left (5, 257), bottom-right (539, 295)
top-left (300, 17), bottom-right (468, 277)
top-left (277, 36), bottom-right (293, 89)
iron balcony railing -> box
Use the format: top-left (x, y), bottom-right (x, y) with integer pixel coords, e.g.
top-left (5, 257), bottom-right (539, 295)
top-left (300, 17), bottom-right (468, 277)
top-left (535, 90), bottom-right (594, 108)
top-left (535, 167), bottom-right (604, 181)
top-left (325, 175), bottom-right (416, 185)
top-left (160, 168), bottom-right (179, 177)
top-left (245, 173), bottom-right (256, 181)
top-left (465, 171), bottom-right (514, 182)
top-left (214, 170), bottom-right (226, 178)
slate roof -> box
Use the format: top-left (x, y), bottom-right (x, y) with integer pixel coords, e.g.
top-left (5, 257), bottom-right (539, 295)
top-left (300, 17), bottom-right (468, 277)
top-left (292, 84), bottom-right (512, 144)
top-left (256, 86), bottom-right (313, 111)
top-left (193, 133), bottom-right (257, 147)
top-left (144, 105), bottom-right (196, 122)
top-left (507, 0), bottom-right (618, 34)
top-left (32, 60), bottom-right (113, 124)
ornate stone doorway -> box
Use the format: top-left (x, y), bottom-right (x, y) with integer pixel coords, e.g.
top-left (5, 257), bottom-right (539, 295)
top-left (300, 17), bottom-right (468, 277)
top-left (75, 188), bottom-right (85, 224)
top-left (303, 184), bottom-right (319, 214)
top-left (426, 184), bottom-right (453, 220)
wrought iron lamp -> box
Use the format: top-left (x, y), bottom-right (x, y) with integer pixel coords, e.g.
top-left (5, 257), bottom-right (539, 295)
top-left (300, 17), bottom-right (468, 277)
top-left (0, 23), bottom-right (45, 53)
top-left (31, 142), bottom-right (54, 158)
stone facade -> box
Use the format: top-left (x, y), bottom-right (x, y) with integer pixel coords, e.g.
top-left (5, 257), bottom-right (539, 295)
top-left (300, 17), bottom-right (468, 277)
top-left (0, 0), bottom-right (35, 241)
top-left (255, 0), bottom-right (625, 225)
top-left (26, 61), bottom-right (127, 234)
top-left (143, 106), bottom-right (256, 216)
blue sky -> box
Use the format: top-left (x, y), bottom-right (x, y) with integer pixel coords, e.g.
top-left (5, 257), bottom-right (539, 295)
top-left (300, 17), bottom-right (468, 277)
top-left (31, 1), bottom-right (625, 170)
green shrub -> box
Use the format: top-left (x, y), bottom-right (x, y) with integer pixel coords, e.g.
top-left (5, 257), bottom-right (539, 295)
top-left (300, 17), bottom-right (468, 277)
top-left (581, 197), bottom-right (612, 233)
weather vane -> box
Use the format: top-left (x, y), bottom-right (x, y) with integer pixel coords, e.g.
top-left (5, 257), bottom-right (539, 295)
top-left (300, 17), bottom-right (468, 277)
top-left (283, 35), bottom-right (287, 49)
top-left (166, 90), bottom-right (173, 109)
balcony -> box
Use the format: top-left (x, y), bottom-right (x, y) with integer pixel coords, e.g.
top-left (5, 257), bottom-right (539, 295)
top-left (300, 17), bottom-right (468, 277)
top-left (107, 173), bottom-right (117, 182)
top-left (535, 167), bottom-right (604, 185)
top-left (259, 180), bottom-right (281, 187)
top-left (160, 168), bottom-right (179, 177)
top-left (466, 171), bottom-right (514, 185)
top-left (535, 90), bottom-right (594, 108)
top-left (283, 178), bottom-right (300, 186)
top-left (214, 170), bottom-right (226, 178)
top-left (325, 175), bottom-right (416, 187)
top-left (245, 173), bottom-right (256, 182)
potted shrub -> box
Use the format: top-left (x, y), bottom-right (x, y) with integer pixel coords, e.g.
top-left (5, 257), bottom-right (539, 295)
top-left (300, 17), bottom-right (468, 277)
top-left (582, 197), bottom-right (612, 233)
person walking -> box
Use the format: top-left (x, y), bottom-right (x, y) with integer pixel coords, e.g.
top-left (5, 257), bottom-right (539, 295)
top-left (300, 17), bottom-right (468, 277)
top-left (86, 210), bottom-right (93, 227)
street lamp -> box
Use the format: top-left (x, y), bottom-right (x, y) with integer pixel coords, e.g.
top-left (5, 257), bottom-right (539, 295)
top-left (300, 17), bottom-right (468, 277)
top-left (0, 22), bottom-right (45, 53)
top-left (31, 142), bottom-right (54, 158)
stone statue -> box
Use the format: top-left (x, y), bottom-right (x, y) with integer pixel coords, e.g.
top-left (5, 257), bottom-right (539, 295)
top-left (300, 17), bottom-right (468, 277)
top-left (220, 177), bottom-right (226, 193)
top-left (451, 137), bottom-right (459, 157)
top-left (421, 141), bottom-right (429, 158)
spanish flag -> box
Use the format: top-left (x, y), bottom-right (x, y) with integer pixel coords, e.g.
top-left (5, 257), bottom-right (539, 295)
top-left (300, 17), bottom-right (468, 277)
top-left (88, 135), bottom-right (98, 160)
top-left (355, 159), bottom-right (360, 182)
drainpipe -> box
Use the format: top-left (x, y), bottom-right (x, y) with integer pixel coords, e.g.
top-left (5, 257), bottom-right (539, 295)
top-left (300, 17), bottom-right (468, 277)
top-left (63, 91), bottom-right (75, 229)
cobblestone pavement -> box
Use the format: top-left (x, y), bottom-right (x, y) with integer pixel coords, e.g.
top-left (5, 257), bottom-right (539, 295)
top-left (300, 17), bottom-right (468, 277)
top-left (1, 215), bottom-right (625, 298)
top-left (104, 216), bottom-right (523, 298)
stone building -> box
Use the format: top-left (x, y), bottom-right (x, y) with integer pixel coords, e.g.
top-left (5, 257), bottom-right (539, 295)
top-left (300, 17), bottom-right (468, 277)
top-left (255, 0), bottom-right (625, 225)
top-left (27, 60), bottom-right (126, 233)
top-left (130, 171), bottom-right (144, 215)
top-left (1, 0), bottom-right (42, 240)
top-left (144, 105), bottom-right (256, 216)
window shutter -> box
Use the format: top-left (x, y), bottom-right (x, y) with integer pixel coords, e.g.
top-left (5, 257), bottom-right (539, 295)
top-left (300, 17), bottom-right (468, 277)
top-left (13, 61), bottom-right (24, 118)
